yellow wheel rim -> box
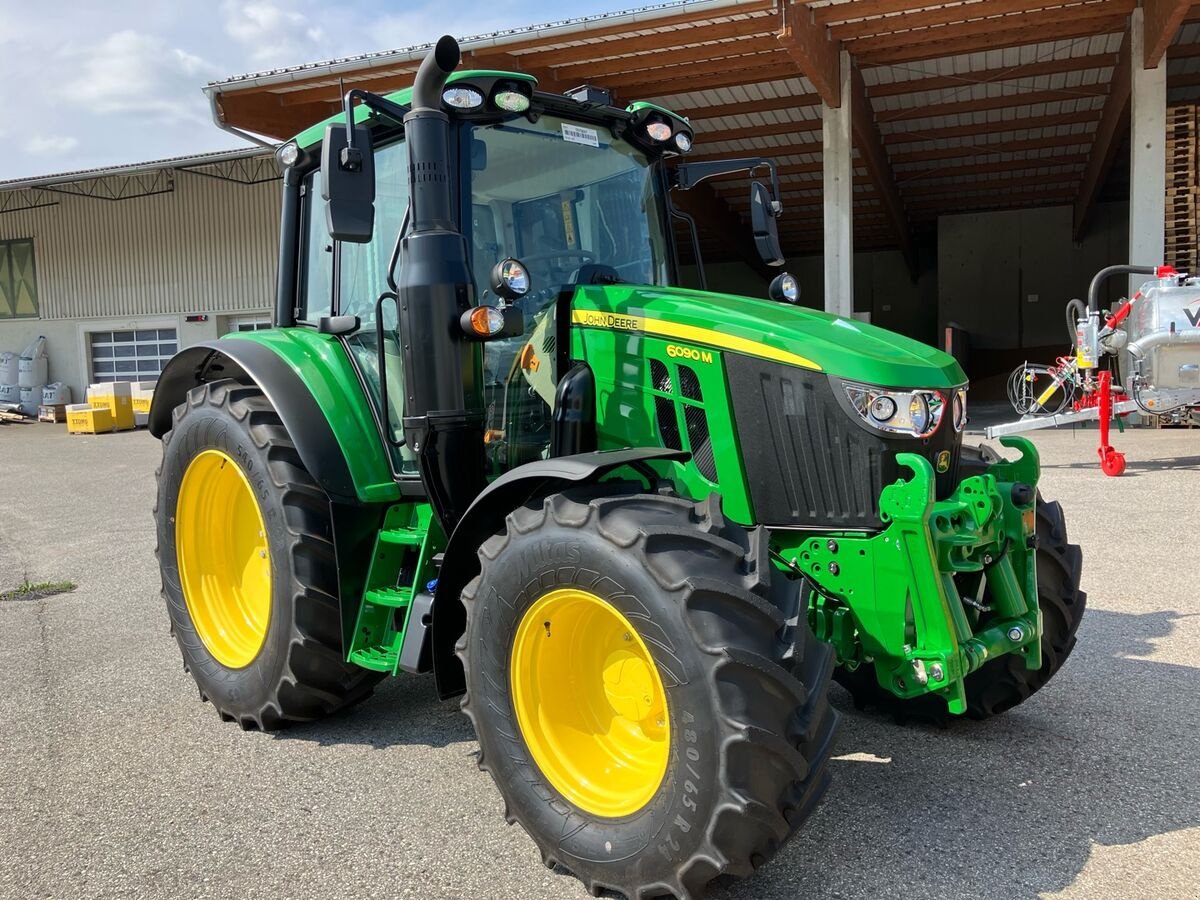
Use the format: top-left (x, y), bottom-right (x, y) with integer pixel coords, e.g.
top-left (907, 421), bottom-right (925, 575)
top-left (175, 449), bottom-right (272, 669)
top-left (510, 588), bottom-right (670, 818)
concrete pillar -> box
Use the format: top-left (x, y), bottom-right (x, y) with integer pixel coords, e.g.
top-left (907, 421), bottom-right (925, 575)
top-left (1128, 6), bottom-right (1167, 296)
top-left (822, 49), bottom-right (854, 317)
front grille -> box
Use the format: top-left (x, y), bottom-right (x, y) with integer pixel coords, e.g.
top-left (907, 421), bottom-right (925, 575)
top-left (725, 355), bottom-right (962, 529)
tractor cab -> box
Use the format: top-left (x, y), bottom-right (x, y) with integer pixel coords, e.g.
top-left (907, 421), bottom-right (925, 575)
top-left (282, 66), bottom-right (782, 484)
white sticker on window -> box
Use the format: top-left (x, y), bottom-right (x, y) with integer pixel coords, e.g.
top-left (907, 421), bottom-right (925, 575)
top-left (561, 123), bottom-right (599, 147)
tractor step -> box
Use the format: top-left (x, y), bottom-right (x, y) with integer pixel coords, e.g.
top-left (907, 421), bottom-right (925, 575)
top-left (379, 528), bottom-right (425, 547)
top-left (364, 586), bottom-right (414, 608)
top-left (348, 645), bottom-right (400, 672)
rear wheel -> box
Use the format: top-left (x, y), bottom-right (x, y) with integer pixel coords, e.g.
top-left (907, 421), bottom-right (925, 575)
top-left (459, 488), bottom-right (837, 899)
top-left (155, 379), bottom-right (382, 730)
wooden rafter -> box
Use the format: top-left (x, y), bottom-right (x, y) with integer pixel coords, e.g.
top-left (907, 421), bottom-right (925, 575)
top-left (902, 170), bottom-right (1083, 198)
top-left (853, 12), bottom-right (1131, 64)
top-left (832, 0), bottom-right (1083, 41)
top-left (889, 132), bottom-right (1096, 164)
top-left (603, 50), bottom-right (790, 89)
top-left (897, 152), bottom-right (1090, 182)
top-left (550, 36), bottom-right (781, 82)
top-left (687, 138), bottom-right (825, 161)
top-left (1073, 29), bottom-right (1131, 239)
top-left (526, 15), bottom-right (777, 67)
top-left (876, 87), bottom-right (1107, 124)
top-left (777, 0), bottom-right (843, 107)
top-left (684, 92), bottom-right (821, 120)
top-left (849, 63), bottom-right (915, 276)
top-left (882, 109), bottom-right (1101, 145)
top-left (1143, 0), bottom-right (1193, 67)
top-left (865, 54), bottom-right (1119, 98)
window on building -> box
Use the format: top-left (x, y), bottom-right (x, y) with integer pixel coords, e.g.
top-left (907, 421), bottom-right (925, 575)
top-left (89, 328), bottom-right (178, 383)
top-left (0, 238), bottom-right (38, 318)
top-left (225, 315), bottom-right (272, 333)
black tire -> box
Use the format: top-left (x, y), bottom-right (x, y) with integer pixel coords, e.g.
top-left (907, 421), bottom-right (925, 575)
top-left (155, 379), bottom-right (382, 730)
top-left (837, 452), bottom-right (1085, 723)
top-left (458, 488), bottom-right (837, 900)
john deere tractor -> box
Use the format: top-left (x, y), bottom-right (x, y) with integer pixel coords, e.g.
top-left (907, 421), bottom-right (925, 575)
top-left (151, 36), bottom-right (1084, 899)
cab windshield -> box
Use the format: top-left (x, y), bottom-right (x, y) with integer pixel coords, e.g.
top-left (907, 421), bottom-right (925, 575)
top-left (466, 114), bottom-right (671, 309)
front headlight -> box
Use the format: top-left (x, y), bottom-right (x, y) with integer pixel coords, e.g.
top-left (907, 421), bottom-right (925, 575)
top-left (952, 388), bottom-right (967, 432)
top-left (843, 382), bottom-right (948, 438)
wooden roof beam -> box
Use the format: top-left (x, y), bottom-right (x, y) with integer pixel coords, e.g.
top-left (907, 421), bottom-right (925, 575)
top-left (777, 0), bottom-right (843, 107)
top-left (684, 92), bottom-right (821, 121)
top-left (903, 170), bottom-right (1084, 198)
top-left (897, 152), bottom-right (1090, 182)
top-left (551, 35), bottom-right (781, 82)
top-left (853, 12), bottom-right (1131, 65)
top-left (889, 132), bottom-right (1096, 164)
top-left (849, 62), bottom-right (916, 278)
top-left (832, 0), bottom-right (1079, 41)
top-left (876, 86), bottom-right (1107, 124)
top-left (686, 138), bottom-right (826, 161)
top-left (882, 109), bottom-right (1100, 145)
top-left (1074, 28), bottom-right (1131, 239)
top-left (1143, 0), bottom-right (1193, 67)
top-left (864, 54), bottom-right (1119, 98)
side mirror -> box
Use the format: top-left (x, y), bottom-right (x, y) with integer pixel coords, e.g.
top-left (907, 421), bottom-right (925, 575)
top-left (321, 123), bottom-right (375, 243)
top-left (749, 181), bottom-right (784, 268)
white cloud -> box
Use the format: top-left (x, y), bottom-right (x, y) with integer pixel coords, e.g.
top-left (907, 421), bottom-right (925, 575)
top-left (25, 135), bottom-right (79, 155)
top-left (222, 1), bottom-right (324, 66)
top-left (58, 30), bottom-right (219, 124)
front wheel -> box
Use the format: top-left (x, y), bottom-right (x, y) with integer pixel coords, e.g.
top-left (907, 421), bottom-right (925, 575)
top-left (458, 489), bottom-right (836, 899)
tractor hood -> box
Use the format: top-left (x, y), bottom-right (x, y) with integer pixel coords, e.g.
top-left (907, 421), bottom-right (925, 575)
top-left (571, 284), bottom-right (966, 390)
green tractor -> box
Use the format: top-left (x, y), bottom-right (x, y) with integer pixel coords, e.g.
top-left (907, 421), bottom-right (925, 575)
top-left (151, 36), bottom-right (1084, 899)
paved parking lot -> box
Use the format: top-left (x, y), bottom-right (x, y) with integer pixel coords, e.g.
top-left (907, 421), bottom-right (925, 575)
top-left (1, 422), bottom-right (1198, 899)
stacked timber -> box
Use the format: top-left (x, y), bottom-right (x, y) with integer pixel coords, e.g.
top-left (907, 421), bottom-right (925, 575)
top-left (1165, 103), bottom-right (1198, 273)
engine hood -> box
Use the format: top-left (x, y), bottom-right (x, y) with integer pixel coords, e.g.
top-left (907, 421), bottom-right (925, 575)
top-left (571, 284), bottom-right (966, 390)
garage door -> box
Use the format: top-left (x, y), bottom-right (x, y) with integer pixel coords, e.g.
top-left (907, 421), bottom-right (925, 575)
top-left (89, 328), bottom-right (178, 383)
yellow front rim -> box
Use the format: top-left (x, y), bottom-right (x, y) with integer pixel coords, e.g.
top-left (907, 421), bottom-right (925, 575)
top-left (175, 449), bottom-right (272, 669)
top-left (510, 588), bottom-right (670, 818)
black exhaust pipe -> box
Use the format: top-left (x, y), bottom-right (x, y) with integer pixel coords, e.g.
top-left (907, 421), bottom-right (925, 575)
top-left (397, 35), bottom-right (487, 529)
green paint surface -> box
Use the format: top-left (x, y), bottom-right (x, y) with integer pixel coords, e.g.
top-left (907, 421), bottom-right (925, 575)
top-left (220, 330), bottom-right (400, 503)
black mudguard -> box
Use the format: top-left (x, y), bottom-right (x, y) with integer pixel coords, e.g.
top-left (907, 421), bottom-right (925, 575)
top-left (430, 447), bottom-right (690, 698)
top-left (149, 342), bottom-right (358, 502)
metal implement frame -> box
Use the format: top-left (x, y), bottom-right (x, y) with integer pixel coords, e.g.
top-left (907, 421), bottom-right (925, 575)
top-left (775, 436), bottom-right (1043, 715)
top-left (984, 398), bottom-right (1139, 438)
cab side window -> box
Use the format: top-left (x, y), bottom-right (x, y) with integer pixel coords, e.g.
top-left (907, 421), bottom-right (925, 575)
top-left (298, 170), bottom-right (333, 323)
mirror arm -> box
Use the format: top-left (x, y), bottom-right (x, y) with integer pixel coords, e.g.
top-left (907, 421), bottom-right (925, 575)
top-left (674, 157), bottom-right (782, 200)
top-left (341, 89), bottom-right (412, 153)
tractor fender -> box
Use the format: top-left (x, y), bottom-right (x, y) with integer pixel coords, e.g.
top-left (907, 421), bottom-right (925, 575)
top-left (430, 447), bottom-right (690, 698)
top-left (150, 342), bottom-right (358, 503)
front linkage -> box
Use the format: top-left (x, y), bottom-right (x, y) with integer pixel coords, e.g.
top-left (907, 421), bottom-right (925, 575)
top-left (775, 436), bottom-right (1042, 715)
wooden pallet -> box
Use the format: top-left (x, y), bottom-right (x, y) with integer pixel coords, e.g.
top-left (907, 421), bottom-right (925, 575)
top-left (37, 404), bottom-right (67, 423)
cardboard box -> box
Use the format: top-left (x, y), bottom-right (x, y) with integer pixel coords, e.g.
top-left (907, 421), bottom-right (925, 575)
top-left (66, 407), bottom-right (116, 434)
top-left (86, 382), bottom-right (135, 431)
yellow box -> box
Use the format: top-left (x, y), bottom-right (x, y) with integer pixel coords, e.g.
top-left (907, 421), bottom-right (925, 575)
top-left (87, 382), bottom-right (135, 431)
top-left (131, 394), bottom-right (153, 415)
top-left (66, 407), bottom-right (116, 434)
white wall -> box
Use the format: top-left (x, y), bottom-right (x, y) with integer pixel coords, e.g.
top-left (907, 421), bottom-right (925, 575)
top-left (0, 170), bottom-right (280, 402)
top-left (937, 202), bottom-right (1129, 351)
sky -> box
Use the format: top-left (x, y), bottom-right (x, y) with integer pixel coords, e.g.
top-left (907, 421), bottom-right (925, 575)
top-left (0, 0), bottom-right (645, 181)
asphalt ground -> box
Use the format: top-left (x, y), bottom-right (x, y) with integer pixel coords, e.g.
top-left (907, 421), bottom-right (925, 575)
top-left (1, 421), bottom-right (1198, 899)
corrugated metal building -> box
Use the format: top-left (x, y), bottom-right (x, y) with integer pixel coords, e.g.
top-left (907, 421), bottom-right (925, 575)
top-left (0, 149), bottom-right (278, 400)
